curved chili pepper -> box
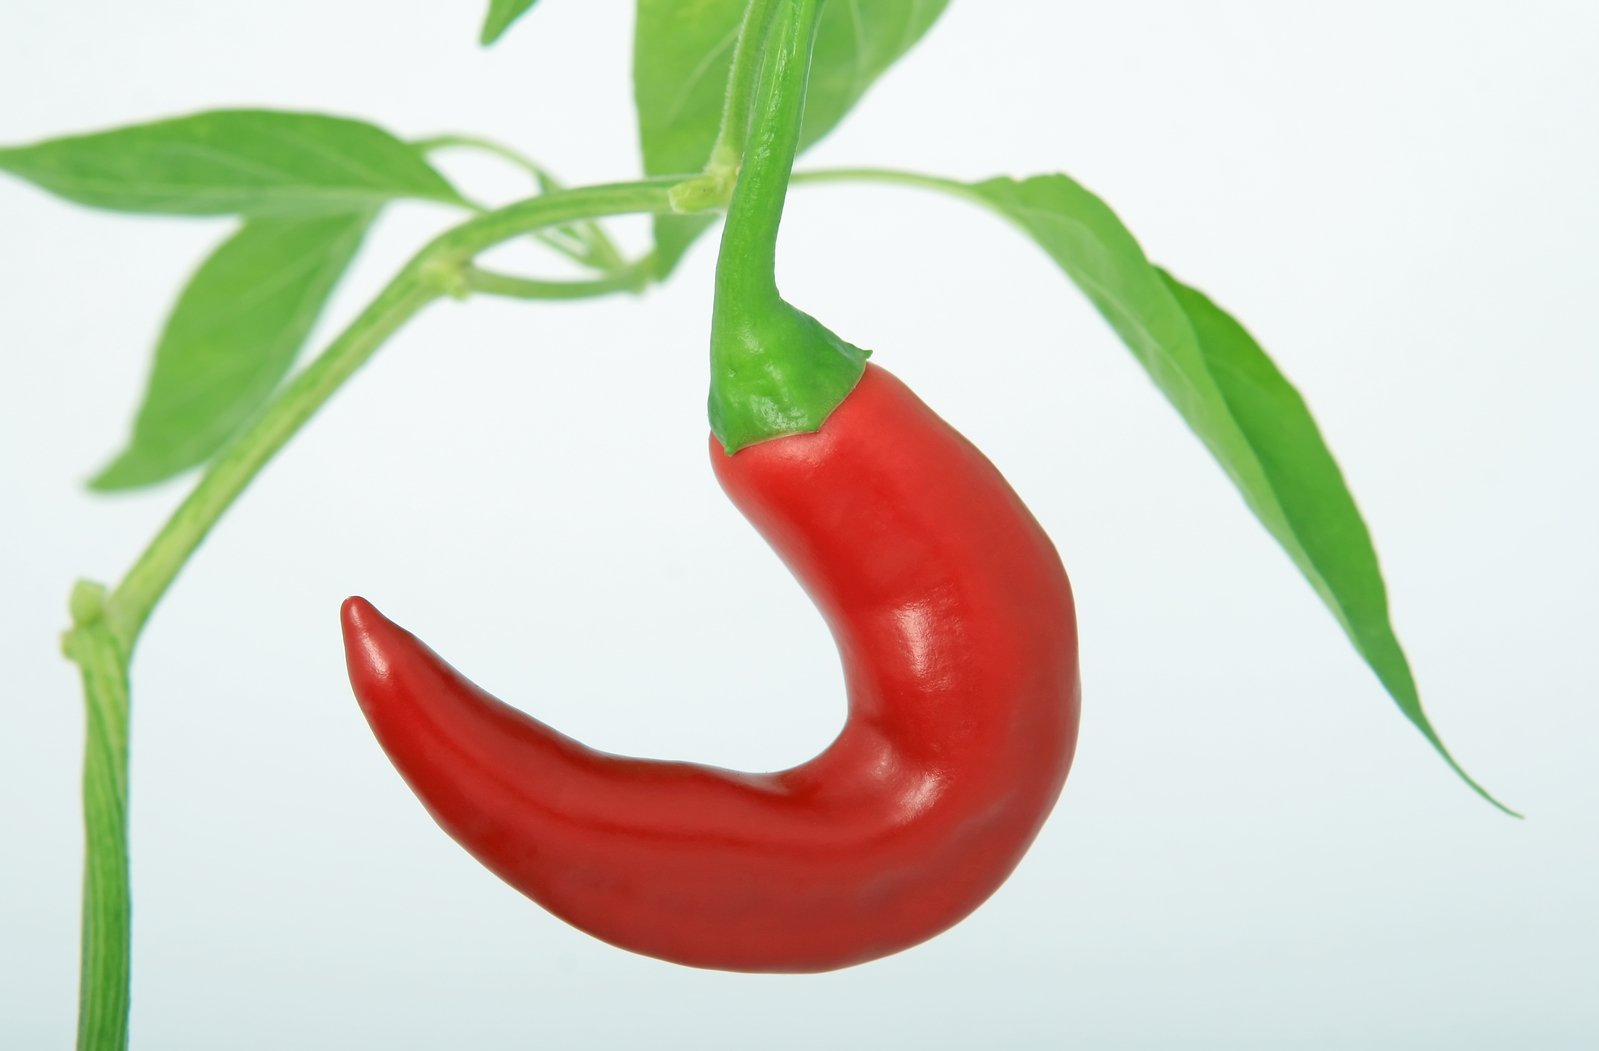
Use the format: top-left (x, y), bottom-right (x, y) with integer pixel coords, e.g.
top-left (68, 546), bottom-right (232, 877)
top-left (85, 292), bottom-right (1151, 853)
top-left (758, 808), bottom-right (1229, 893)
top-left (342, 364), bottom-right (1079, 971)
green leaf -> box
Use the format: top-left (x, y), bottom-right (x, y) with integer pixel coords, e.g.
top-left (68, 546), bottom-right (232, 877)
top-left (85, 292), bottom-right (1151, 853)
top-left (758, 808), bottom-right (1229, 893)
top-left (1159, 273), bottom-right (1519, 809)
top-left (91, 210), bottom-right (374, 491)
top-left (0, 110), bottom-right (464, 216)
top-left (634, 0), bottom-right (949, 274)
top-left (944, 171), bottom-right (1513, 813)
top-left (481, 0), bottom-right (540, 45)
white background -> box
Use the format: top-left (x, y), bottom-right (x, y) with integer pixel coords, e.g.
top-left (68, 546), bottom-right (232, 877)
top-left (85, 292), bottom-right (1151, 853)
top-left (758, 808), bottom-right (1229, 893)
top-left (2, 1), bottom-right (1596, 1047)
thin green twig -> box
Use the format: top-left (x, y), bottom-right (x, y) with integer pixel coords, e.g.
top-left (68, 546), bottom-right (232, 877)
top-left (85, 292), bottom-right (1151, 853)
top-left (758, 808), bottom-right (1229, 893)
top-left (464, 257), bottom-right (653, 300)
top-left (416, 134), bottom-right (630, 273)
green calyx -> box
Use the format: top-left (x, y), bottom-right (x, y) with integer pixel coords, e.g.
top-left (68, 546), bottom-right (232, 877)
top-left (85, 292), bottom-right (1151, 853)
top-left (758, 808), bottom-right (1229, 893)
top-left (709, 299), bottom-right (868, 454)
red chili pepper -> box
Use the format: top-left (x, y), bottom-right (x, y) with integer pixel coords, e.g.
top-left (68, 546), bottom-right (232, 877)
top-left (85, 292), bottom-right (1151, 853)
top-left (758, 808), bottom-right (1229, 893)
top-left (342, 364), bottom-right (1079, 971)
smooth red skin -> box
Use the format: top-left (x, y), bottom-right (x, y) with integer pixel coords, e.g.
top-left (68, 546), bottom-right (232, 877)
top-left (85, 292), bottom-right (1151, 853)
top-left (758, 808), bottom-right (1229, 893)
top-left (342, 364), bottom-right (1079, 972)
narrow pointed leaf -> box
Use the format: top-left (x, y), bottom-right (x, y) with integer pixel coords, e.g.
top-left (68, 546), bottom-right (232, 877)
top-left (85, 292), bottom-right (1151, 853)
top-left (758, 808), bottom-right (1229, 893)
top-left (1157, 272), bottom-right (1513, 812)
top-left (481, 0), bottom-right (539, 45)
top-left (90, 210), bottom-right (374, 491)
top-left (900, 171), bottom-right (1512, 812)
top-left (0, 110), bottom-right (464, 216)
top-left (634, 0), bottom-right (949, 274)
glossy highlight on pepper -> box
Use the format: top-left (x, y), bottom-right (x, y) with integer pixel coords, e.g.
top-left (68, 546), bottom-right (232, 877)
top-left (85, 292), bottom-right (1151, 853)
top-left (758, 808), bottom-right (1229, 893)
top-left (342, 364), bottom-right (1080, 971)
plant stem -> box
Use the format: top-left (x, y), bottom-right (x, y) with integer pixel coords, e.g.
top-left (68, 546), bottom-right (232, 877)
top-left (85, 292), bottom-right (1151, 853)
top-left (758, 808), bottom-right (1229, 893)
top-left (415, 134), bottom-right (630, 274)
top-left (68, 177), bottom-right (680, 1047)
top-left (67, 599), bottom-right (130, 1051)
top-left (464, 259), bottom-right (651, 300)
top-left (791, 166), bottom-right (970, 195)
top-left (714, 0), bottom-right (823, 317)
top-left (415, 133), bottom-right (562, 184)
top-left (432, 177), bottom-right (681, 261)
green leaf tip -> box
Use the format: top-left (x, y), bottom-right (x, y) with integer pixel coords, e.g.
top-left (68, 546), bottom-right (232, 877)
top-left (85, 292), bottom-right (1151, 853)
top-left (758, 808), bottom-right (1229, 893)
top-left (88, 211), bottom-right (375, 492)
top-left (1155, 271), bottom-right (1520, 819)
top-left (481, 0), bottom-right (540, 45)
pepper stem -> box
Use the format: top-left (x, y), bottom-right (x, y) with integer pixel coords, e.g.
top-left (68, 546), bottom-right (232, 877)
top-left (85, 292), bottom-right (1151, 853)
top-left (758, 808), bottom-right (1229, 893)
top-left (708, 0), bottom-right (868, 454)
